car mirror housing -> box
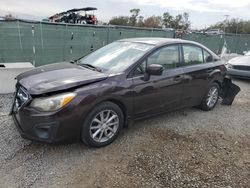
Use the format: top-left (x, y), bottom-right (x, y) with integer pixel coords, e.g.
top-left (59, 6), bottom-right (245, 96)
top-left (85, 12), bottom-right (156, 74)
top-left (206, 56), bottom-right (213, 62)
top-left (147, 64), bottom-right (164, 76)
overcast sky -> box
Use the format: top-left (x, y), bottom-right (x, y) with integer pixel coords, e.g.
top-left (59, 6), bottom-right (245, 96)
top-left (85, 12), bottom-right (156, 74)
top-left (1, 0), bottom-right (250, 29)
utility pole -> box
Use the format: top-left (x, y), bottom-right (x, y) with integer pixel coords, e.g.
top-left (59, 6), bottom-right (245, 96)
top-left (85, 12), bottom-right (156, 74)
top-left (236, 18), bottom-right (239, 35)
top-left (224, 15), bottom-right (230, 33)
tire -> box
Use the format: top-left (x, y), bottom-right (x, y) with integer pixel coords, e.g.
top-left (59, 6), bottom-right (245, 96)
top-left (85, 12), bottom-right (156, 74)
top-left (200, 82), bottom-right (220, 111)
top-left (81, 101), bottom-right (124, 147)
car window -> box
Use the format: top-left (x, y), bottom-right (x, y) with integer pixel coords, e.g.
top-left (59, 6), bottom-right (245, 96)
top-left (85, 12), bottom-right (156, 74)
top-left (147, 45), bottom-right (179, 69)
top-left (133, 60), bottom-right (147, 76)
top-left (132, 45), bottom-right (180, 77)
top-left (79, 41), bottom-right (154, 74)
top-left (183, 45), bottom-right (204, 65)
top-left (203, 50), bottom-right (213, 63)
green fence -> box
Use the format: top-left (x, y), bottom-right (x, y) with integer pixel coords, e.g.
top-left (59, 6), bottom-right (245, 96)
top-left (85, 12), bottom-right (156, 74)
top-left (183, 33), bottom-right (250, 55)
top-left (1, 20), bottom-right (250, 67)
top-left (0, 20), bottom-right (174, 67)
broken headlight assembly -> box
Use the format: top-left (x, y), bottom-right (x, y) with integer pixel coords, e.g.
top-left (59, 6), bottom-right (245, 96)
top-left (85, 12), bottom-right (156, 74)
top-left (225, 63), bottom-right (233, 69)
top-left (30, 92), bottom-right (76, 112)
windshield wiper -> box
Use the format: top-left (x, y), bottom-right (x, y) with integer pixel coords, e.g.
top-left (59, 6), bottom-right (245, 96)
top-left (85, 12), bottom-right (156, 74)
top-left (80, 63), bottom-right (102, 72)
top-left (70, 60), bottom-right (78, 64)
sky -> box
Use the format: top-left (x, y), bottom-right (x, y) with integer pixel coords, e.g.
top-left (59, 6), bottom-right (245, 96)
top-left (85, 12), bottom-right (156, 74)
top-left (1, 0), bottom-right (250, 29)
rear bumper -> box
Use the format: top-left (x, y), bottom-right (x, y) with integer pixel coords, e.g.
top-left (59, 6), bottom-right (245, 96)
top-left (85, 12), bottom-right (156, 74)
top-left (227, 69), bottom-right (250, 79)
top-left (220, 77), bottom-right (241, 105)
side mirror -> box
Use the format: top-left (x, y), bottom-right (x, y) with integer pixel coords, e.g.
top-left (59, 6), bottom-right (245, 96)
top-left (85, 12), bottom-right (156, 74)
top-left (206, 56), bottom-right (213, 62)
top-left (147, 64), bottom-right (163, 75)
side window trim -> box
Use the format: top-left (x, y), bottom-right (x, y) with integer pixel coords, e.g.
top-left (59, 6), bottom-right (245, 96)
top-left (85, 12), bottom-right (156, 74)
top-left (155, 45), bottom-right (180, 70)
top-left (131, 59), bottom-right (148, 78)
top-left (179, 43), bottom-right (184, 66)
top-left (127, 46), bottom-right (154, 78)
top-left (203, 49), bottom-right (214, 63)
top-left (180, 43), bottom-right (205, 66)
top-left (202, 49), bottom-right (205, 63)
top-left (130, 44), bottom-right (181, 78)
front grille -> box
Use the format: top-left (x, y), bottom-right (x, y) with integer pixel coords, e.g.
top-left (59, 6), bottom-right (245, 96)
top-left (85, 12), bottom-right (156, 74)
top-left (233, 65), bottom-right (250, 71)
top-left (15, 86), bottom-right (29, 109)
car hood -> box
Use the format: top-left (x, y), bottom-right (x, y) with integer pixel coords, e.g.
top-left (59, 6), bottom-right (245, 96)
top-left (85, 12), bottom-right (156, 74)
top-left (16, 62), bottom-right (108, 95)
top-left (228, 56), bottom-right (250, 66)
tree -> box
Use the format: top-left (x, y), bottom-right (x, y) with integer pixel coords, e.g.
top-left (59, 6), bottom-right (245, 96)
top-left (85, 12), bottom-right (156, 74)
top-left (4, 14), bottom-right (16, 21)
top-left (242, 21), bottom-right (250, 34)
top-left (181, 12), bottom-right (190, 30)
top-left (143, 16), bottom-right (162, 28)
top-left (109, 16), bottom-right (130, 26)
top-left (136, 15), bottom-right (144, 27)
top-left (129, 8), bottom-right (140, 26)
top-left (162, 12), bottom-right (190, 30)
top-left (162, 12), bottom-right (174, 28)
top-left (108, 9), bottom-right (191, 30)
top-left (206, 18), bottom-right (250, 34)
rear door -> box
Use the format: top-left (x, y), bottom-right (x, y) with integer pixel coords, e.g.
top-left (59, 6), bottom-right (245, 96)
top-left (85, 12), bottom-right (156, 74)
top-left (180, 44), bottom-right (219, 107)
top-left (130, 44), bottom-right (184, 118)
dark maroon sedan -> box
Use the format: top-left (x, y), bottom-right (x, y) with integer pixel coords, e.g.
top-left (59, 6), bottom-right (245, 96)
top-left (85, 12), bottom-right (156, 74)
top-left (11, 38), bottom-right (238, 147)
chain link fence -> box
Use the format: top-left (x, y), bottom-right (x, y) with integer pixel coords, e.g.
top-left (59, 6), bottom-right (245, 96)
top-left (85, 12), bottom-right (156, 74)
top-left (1, 20), bottom-right (250, 67)
top-left (0, 20), bottom-right (174, 67)
top-left (183, 33), bottom-right (250, 55)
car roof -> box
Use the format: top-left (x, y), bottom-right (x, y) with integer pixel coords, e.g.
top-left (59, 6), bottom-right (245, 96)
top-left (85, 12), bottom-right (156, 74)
top-left (119, 37), bottom-right (200, 46)
top-left (118, 37), bottom-right (219, 58)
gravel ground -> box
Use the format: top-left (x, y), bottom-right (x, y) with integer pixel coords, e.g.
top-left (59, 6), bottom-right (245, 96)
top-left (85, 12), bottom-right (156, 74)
top-left (0, 79), bottom-right (249, 188)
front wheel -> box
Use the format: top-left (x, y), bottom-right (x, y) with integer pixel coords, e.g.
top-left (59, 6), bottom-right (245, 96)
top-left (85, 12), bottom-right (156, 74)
top-left (200, 83), bottom-right (220, 111)
top-left (81, 102), bottom-right (124, 147)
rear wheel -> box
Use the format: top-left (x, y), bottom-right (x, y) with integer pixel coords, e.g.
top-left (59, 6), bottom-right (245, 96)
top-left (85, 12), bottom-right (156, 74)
top-left (200, 83), bottom-right (220, 111)
top-left (81, 102), bottom-right (124, 147)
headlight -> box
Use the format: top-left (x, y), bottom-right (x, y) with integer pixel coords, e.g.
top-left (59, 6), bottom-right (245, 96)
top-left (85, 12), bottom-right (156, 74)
top-left (30, 92), bottom-right (76, 112)
top-left (226, 63), bottom-right (233, 69)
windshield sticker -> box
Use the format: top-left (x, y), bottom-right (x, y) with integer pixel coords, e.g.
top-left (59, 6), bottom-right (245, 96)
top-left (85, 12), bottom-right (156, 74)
top-left (132, 45), bottom-right (151, 51)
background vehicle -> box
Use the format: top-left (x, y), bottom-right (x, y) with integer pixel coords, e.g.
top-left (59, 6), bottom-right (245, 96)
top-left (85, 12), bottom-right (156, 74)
top-left (226, 50), bottom-right (250, 79)
top-left (175, 29), bottom-right (185, 38)
top-left (162, 28), bottom-right (175, 32)
top-left (205, 29), bottom-right (224, 35)
top-left (49, 7), bottom-right (97, 25)
top-left (220, 53), bottom-right (243, 62)
top-left (11, 38), bottom-right (234, 147)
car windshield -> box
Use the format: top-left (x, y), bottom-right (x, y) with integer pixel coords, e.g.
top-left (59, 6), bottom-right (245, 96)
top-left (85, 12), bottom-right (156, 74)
top-left (79, 41), bottom-right (154, 73)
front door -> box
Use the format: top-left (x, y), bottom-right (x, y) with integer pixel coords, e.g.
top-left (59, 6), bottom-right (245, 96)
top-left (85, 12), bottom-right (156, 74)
top-left (131, 44), bottom-right (184, 118)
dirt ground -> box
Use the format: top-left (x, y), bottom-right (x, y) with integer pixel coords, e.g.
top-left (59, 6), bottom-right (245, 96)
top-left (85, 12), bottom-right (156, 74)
top-left (0, 79), bottom-right (249, 188)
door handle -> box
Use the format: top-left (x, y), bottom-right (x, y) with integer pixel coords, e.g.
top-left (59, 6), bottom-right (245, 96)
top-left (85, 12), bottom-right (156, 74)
top-left (173, 75), bottom-right (183, 81)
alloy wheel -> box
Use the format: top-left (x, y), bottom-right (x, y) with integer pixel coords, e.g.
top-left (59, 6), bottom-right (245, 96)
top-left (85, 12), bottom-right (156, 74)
top-left (206, 86), bottom-right (219, 108)
top-left (89, 110), bottom-right (119, 143)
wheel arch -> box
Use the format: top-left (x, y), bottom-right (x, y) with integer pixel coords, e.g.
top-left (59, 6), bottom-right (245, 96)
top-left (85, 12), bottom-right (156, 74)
top-left (214, 80), bottom-right (222, 88)
top-left (209, 70), bottom-right (223, 88)
top-left (107, 99), bottom-right (128, 122)
top-left (88, 98), bottom-right (129, 127)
